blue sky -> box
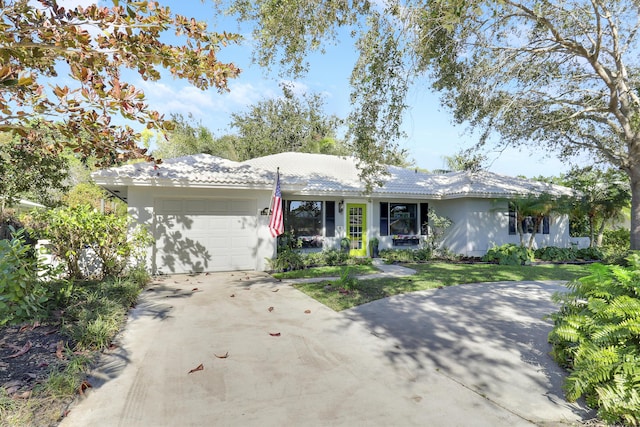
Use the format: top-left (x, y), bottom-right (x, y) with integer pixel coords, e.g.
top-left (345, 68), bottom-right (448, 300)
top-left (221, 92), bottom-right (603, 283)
top-left (62, 0), bottom-right (586, 178)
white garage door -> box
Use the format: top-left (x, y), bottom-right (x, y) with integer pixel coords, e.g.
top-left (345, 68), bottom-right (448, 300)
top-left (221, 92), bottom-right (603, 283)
top-left (154, 198), bottom-right (257, 274)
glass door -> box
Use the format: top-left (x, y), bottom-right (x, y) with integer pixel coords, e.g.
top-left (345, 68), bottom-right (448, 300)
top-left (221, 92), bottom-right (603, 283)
top-left (347, 204), bottom-right (367, 257)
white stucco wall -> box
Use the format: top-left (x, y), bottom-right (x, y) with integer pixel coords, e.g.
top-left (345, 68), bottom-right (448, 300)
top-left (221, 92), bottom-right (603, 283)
top-left (431, 198), bottom-right (572, 257)
top-left (126, 186), bottom-right (274, 273)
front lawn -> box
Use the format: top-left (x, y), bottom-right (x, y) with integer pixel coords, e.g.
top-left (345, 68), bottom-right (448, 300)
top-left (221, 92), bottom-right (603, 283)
top-left (294, 262), bottom-right (592, 311)
top-left (272, 264), bottom-right (380, 280)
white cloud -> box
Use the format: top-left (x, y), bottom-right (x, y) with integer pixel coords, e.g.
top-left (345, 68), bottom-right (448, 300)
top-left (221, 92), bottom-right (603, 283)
top-left (136, 79), bottom-right (281, 131)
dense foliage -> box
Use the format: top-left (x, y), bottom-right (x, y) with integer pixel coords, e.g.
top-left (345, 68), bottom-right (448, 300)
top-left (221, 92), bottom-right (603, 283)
top-left (549, 255), bottom-right (640, 425)
top-left (0, 228), bottom-right (51, 325)
top-left (28, 205), bottom-right (151, 279)
top-left (1, 0), bottom-right (240, 166)
top-left (268, 248), bottom-right (372, 272)
top-left (483, 244), bottom-right (534, 265)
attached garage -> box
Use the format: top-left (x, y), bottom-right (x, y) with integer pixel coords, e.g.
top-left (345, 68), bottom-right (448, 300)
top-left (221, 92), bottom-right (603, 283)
top-left (153, 198), bottom-right (258, 274)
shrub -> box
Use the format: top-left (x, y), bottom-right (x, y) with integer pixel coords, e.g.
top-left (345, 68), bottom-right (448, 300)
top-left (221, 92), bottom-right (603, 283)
top-left (602, 228), bottom-right (630, 264)
top-left (535, 246), bottom-right (577, 262)
top-left (268, 247), bottom-right (304, 272)
top-left (483, 244), bottom-right (534, 265)
top-left (548, 254), bottom-right (640, 425)
top-left (379, 249), bottom-right (417, 263)
top-left (335, 266), bottom-right (358, 291)
top-left (575, 247), bottom-right (604, 261)
top-left (29, 205), bottom-right (151, 279)
top-left (0, 228), bottom-right (50, 325)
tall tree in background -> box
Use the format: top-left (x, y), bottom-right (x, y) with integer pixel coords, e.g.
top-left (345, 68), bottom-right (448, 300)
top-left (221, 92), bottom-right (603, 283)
top-left (1, 0), bottom-right (240, 166)
top-left (153, 114), bottom-right (240, 160)
top-left (223, 0), bottom-right (640, 249)
top-left (442, 149), bottom-right (487, 172)
top-left (229, 84), bottom-right (347, 160)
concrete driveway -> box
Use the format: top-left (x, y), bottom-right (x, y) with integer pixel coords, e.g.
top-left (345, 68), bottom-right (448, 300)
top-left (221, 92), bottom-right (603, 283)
top-left (59, 272), bottom-right (593, 427)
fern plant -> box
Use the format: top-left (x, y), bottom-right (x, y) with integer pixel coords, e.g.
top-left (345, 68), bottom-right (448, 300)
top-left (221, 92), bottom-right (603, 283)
top-left (548, 253), bottom-right (640, 425)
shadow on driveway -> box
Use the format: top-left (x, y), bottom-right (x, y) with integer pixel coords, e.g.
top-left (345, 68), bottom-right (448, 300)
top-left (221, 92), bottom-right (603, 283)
top-left (342, 280), bottom-right (594, 424)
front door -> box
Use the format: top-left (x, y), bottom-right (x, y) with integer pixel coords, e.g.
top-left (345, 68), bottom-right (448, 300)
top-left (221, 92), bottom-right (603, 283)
top-left (347, 204), bottom-right (367, 257)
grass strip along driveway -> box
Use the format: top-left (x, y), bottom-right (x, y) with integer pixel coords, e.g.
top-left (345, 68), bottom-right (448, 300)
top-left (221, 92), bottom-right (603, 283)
top-left (287, 262), bottom-right (592, 311)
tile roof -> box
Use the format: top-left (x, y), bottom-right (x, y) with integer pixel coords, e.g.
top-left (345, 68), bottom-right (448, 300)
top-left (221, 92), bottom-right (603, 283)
top-left (93, 152), bottom-right (574, 199)
top-left (92, 153), bottom-right (276, 187)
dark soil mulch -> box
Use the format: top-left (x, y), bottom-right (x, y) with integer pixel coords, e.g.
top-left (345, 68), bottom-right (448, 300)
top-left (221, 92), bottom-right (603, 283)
top-left (0, 322), bottom-right (72, 397)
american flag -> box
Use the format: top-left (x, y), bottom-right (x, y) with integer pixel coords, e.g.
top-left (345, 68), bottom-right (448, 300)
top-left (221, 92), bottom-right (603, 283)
top-left (268, 171), bottom-right (284, 237)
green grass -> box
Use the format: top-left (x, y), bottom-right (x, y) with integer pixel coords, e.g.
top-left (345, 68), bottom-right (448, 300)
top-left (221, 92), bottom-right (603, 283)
top-left (272, 264), bottom-right (380, 280)
top-left (294, 262), bottom-right (593, 311)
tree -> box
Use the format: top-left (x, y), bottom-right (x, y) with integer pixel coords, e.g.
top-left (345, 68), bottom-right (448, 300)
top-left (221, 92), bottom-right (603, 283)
top-left (508, 193), bottom-right (570, 249)
top-left (1, 0), bottom-right (240, 166)
top-left (0, 130), bottom-right (68, 211)
top-left (443, 149), bottom-right (487, 172)
top-left (562, 167), bottom-right (630, 247)
top-left (229, 83), bottom-right (347, 160)
top-left (152, 114), bottom-right (240, 160)
top-left (223, 0), bottom-right (640, 249)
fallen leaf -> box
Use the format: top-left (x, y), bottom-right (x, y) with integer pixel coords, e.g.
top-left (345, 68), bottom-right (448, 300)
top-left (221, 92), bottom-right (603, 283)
top-left (214, 352), bottom-right (229, 359)
top-left (4, 380), bottom-right (21, 394)
top-left (55, 341), bottom-right (65, 359)
top-left (230, 294), bottom-right (235, 298)
top-left (192, 287), bottom-right (199, 291)
top-left (304, 310), bottom-right (311, 314)
top-left (268, 306), bottom-right (274, 312)
top-left (15, 390), bottom-right (32, 399)
top-left (78, 380), bottom-right (92, 395)
top-left (6, 341), bottom-right (31, 359)
top-left (269, 332), bottom-right (281, 337)
top-left (188, 363), bottom-right (204, 374)
top-left (272, 288), bottom-right (279, 292)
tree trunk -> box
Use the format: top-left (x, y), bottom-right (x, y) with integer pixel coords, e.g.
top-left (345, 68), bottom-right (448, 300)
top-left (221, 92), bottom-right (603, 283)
top-left (595, 218), bottom-right (606, 247)
top-left (629, 165), bottom-right (640, 250)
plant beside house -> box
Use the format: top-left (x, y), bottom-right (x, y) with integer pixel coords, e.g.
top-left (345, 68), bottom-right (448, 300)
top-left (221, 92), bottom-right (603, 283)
top-left (548, 254), bottom-right (640, 425)
top-left (0, 205), bottom-right (152, 426)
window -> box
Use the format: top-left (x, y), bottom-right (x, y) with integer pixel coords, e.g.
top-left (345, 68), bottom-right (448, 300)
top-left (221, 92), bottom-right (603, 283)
top-left (380, 202), bottom-right (423, 246)
top-left (284, 201), bottom-right (323, 247)
top-left (390, 203), bottom-right (418, 235)
top-left (508, 203), bottom-right (550, 235)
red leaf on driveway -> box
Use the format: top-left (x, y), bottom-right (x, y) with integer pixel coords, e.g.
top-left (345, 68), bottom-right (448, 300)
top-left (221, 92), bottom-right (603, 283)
top-left (269, 332), bottom-right (281, 337)
top-left (6, 341), bottom-right (31, 358)
top-left (304, 310), bottom-right (311, 314)
top-left (78, 380), bottom-right (92, 395)
top-left (230, 294), bottom-right (235, 298)
top-left (192, 288), bottom-right (199, 291)
top-left (188, 363), bottom-right (204, 374)
top-left (268, 306), bottom-right (274, 312)
top-left (214, 352), bottom-right (229, 359)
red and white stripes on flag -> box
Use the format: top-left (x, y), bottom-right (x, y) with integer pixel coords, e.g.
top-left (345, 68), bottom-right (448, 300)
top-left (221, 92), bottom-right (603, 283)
top-left (268, 170), bottom-right (284, 237)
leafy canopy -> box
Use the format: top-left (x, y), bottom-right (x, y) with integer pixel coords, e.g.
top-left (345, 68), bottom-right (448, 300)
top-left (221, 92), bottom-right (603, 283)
top-left (221, 0), bottom-right (640, 246)
top-left (1, 0), bottom-right (241, 166)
